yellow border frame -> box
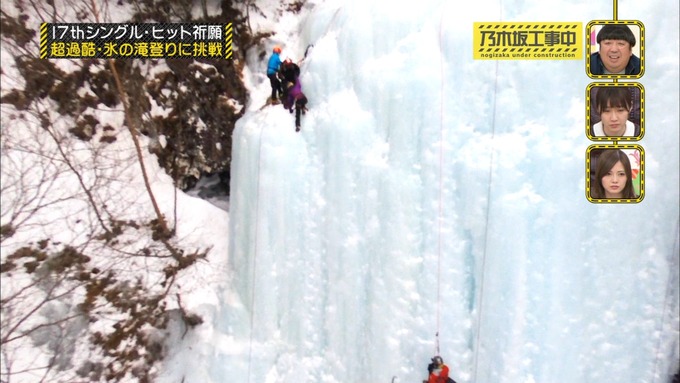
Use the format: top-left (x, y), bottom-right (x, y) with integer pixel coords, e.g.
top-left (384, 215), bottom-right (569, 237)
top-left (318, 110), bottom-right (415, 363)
top-left (225, 23), bottom-right (233, 59)
top-left (586, 20), bottom-right (645, 79)
top-left (39, 23), bottom-right (233, 60)
top-left (585, 82), bottom-right (645, 141)
top-left (586, 144), bottom-right (645, 203)
top-left (473, 22), bottom-right (583, 60)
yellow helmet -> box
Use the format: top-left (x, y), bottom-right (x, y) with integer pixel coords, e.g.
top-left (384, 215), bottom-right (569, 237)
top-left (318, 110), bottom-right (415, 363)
top-left (273, 46), bottom-right (282, 53)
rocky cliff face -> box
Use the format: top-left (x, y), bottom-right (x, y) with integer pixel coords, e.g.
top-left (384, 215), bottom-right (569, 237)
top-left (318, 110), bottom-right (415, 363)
top-left (1, 0), bottom-right (262, 192)
top-left (142, 55), bottom-right (246, 191)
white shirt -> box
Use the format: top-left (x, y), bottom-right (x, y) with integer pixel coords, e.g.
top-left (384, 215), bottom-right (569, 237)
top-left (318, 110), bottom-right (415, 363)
top-left (592, 120), bottom-right (636, 137)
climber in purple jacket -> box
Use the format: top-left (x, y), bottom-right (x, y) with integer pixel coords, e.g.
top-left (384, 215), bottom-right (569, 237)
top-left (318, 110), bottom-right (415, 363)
top-left (283, 77), bottom-right (308, 132)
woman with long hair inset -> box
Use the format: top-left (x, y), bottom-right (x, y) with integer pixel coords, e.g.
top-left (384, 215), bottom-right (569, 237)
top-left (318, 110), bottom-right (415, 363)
top-left (591, 149), bottom-right (637, 199)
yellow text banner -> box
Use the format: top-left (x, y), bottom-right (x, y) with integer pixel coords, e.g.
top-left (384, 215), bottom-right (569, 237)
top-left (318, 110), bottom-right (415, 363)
top-left (473, 22), bottom-right (583, 60)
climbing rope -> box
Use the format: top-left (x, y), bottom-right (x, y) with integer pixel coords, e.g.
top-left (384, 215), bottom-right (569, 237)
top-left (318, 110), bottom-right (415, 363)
top-left (246, 123), bottom-right (267, 383)
top-left (472, 2), bottom-right (502, 381)
top-left (245, 7), bottom-right (343, 381)
top-left (299, 7), bottom-right (341, 75)
top-left (435, 2), bottom-right (447, 358)
top-left (471, 62), bottom-right (498, 382)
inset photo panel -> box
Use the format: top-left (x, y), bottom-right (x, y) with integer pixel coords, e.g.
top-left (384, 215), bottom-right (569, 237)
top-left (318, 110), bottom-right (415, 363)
top-left (586, 83), bottom-right (644, 141)
top-left (586, 145), bottom-right (645, 203)
top-left (586, 20), bottom-right (644, 79)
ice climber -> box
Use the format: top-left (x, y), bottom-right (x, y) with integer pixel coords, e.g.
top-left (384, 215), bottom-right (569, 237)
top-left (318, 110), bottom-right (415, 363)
top-left (278, 58), bottom-right (301, 107)
top-left (279, 58), bottom-right (301, 85)
top-left (267, 46), bottom-right (283, 102)
top-left (283, 76), bottom-right (308, 132)
top-left (426, 355), bottom-right (452, 383)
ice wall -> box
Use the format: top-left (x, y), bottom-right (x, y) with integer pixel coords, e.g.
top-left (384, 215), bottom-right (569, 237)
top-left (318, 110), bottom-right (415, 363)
top-left (223, 0), bottom-right (679, 382)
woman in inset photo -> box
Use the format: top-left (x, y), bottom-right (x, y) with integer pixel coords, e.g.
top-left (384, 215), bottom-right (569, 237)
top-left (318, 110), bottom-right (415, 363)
top-left (590, 149), bottom-right (638, 199)
top-left (591, 86), bottom-right (640, 137)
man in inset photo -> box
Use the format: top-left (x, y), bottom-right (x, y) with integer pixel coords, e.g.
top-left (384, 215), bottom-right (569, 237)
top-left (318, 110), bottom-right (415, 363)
top-left (590, 24), bottom-right (641, 75)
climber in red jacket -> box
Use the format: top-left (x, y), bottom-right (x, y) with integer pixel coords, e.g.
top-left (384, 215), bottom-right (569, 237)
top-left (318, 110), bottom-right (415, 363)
top-left (427, 356), bottom-right (450, 383)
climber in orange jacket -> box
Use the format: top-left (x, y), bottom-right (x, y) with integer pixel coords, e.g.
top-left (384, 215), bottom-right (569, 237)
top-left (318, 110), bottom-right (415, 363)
top-left (427, 356), bottom-right (450, 383)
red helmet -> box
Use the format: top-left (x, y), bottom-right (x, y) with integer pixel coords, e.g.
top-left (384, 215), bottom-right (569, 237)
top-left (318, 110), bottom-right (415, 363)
top-left (273, 46), bottom-right (282, 53)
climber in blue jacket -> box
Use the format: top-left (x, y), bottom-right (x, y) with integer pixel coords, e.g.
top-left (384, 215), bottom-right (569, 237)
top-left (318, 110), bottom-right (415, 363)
top-left (267, 46), bottom-right (283, 102)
